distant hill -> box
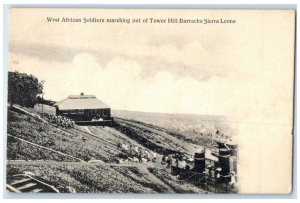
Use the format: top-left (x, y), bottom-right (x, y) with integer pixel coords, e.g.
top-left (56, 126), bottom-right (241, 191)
top-left (112, 110), bottom-right (234, 140)
top-left (112, 109), bottom-right (227, 121)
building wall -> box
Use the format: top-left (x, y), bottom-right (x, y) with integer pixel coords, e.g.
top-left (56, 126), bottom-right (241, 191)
top-left (56, 108), bottom-right (111, 121)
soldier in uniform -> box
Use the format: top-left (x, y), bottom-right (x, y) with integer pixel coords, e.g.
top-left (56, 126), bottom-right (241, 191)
top-left (161, 154), bottom-right (167, 165)
top-left (144, 150), bottom-right (151, 162)
top-left (151, 151), bottom-right (157, 162)
top-left (166, 155), bottom-right (173, 169)
top-left (229, 171), bottom-right (236, 188)
top-left (215, 167), bottom-right (222, 182)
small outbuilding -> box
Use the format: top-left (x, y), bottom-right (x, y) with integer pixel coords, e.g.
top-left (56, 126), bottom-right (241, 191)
top-left (54, 93), bottom-right (111, 121)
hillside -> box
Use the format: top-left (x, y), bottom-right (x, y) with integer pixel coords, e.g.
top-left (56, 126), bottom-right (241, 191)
top-left (113, 109), bottom-right (234, 148)
top-left (7, 106), bottom-right (219, 193)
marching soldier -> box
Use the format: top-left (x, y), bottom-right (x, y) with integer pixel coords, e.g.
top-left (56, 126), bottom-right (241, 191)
top-left (151, 151), bottom-right (157, 162)
top-left (166, 155), bottom-right (173, 169)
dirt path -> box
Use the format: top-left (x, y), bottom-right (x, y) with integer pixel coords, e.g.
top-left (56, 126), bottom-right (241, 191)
top-left (7, 160), bottom-right (166, 168)
top-left (83, 126), bottom-right (95, 135)
top-left (12, 105), bottom-right (48, 123)
top-left (138, 164), bottom-right (175, 193)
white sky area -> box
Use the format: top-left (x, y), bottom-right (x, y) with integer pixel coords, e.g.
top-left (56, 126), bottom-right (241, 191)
top-left (8, 9), bottom-right (294, 123)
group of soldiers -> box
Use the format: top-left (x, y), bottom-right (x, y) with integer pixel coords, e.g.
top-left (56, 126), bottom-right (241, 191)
top-left (161, 153), bottom-right (193, 170)
top-left (117, 143), bottom-right (157, 163)
top-left (116, 142), bottom-right (194, 170)
top-left (161, 153), bottom-right (237, 189)
top-left (117, 141), bottom-right (238, 190)
top-left (42, 112), bottom-right (75, 129)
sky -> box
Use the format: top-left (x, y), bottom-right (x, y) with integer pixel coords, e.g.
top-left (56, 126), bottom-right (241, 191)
top-left (8, 9), bottom-right (294, 122)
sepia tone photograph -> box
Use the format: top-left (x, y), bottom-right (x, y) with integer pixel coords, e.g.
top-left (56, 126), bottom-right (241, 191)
top-left (6, 8), bottom-right (295, 194)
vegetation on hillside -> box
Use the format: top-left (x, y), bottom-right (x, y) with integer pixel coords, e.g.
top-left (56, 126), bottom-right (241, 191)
top-left (7, 109), bottom-right (118, 162)
top-left (8, 71), bottom-right (43, 108)
top-left (6, 108), bottom-right (214, 193)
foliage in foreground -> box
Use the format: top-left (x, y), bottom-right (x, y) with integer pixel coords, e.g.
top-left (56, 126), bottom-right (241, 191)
top-left (8, 71), bottom-right (43, 108)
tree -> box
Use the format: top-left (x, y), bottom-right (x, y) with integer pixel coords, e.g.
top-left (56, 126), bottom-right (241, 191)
top-left (8, 71), bottom-right (43, 108)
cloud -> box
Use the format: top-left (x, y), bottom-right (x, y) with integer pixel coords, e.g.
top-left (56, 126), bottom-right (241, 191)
top-left (8, 51), bottom-right (251, 118)
top-left (9, 39), bottom-right (233, 83)
top-left (8, 11), bottom-right (238, 82)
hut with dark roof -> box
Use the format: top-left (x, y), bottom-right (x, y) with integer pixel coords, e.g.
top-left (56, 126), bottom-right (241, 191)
top-left (54, 93), bottom-right (111, 121)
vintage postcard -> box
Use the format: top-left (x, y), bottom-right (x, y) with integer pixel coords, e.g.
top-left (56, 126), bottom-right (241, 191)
top-left (6, 8), bottom-right (295, 194)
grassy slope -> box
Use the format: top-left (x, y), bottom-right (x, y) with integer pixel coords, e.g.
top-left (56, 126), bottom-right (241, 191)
top-left (7, 109), bottom-right (118, 162)
top-left (7, 107), bottom-right (209, 193)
